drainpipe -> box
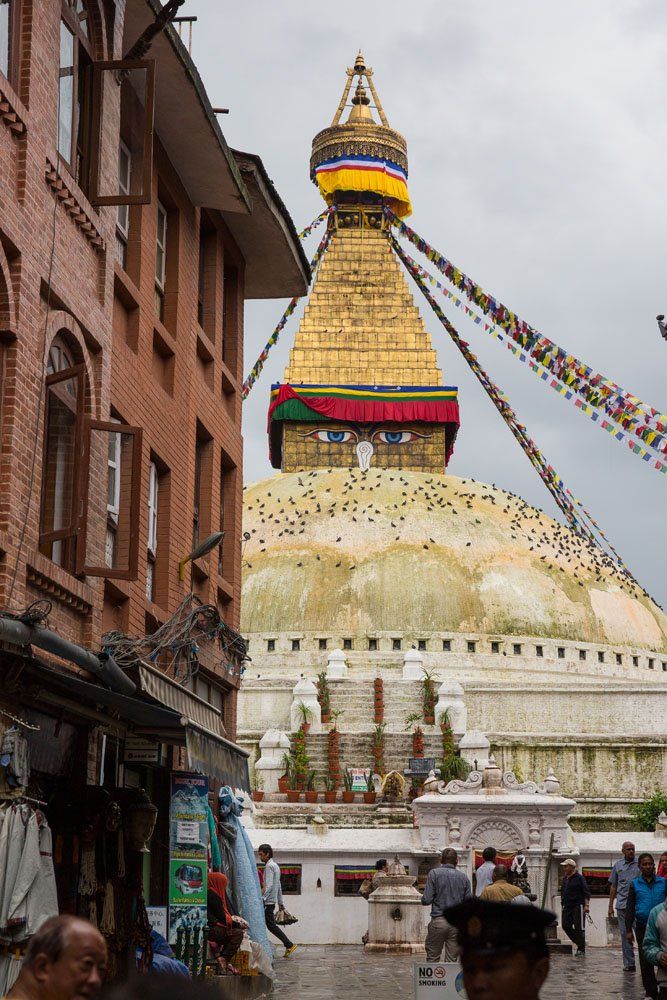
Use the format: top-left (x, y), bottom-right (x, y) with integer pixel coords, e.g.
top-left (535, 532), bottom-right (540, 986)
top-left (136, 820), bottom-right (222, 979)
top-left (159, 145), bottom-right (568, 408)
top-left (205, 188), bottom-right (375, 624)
top-left (0, 618), bottom-right (136, 696)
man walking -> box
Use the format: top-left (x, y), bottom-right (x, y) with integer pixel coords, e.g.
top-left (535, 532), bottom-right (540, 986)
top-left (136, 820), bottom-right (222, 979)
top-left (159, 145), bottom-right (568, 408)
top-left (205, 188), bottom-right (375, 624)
top-left (258, 843), bottom-right (297, 957)
top-left (421, 848), bottom-right (472, 960)
top-left (609, 840), bottom-right (641, 971)
top-left (560, 859), bottom-right (590, 956)
top-left (475, 847), bottom-right (497, 896)
top-left (626, 853), bottom-right (667, 999)
top-left (643, 896), bottom-right (667, 1000)
top-left (480, 865), bottom-right (525, 902)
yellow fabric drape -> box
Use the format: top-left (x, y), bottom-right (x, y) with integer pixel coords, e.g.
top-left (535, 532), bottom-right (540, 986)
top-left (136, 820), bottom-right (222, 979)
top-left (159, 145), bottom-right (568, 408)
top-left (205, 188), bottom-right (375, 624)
top-left (315, 167), bottom-right (412, 218)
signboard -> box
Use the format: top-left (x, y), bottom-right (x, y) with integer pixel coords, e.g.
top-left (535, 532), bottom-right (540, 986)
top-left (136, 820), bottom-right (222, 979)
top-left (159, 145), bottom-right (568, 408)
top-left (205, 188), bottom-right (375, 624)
top-left (169, 771), bottom-right (209, 973)
top-left (145, 906), bottom-right (167, 940)
top-left (414, 961), bottom-right (467, 999)
top-left (409, 757), bottom-right (436, 774)
top-left (349, 767), bottom-right (371, 792)
top-left (123, 738), bottom-right (163, 765)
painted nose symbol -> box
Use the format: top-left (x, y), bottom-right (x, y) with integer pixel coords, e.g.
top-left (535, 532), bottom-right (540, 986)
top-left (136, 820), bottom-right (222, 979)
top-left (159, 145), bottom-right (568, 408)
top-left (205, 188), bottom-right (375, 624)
top-left (356, 440), bottom-right (374, 471)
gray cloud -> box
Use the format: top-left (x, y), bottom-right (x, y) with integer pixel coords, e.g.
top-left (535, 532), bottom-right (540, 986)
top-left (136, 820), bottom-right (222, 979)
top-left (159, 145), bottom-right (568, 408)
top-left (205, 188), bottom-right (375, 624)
top-left (189, 0), bottom-right (667, 606)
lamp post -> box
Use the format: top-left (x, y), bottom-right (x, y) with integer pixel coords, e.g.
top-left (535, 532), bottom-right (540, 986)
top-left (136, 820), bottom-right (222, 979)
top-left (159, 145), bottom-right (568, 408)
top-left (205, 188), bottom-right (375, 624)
top-left (178, 531), bottom-right (225, 582)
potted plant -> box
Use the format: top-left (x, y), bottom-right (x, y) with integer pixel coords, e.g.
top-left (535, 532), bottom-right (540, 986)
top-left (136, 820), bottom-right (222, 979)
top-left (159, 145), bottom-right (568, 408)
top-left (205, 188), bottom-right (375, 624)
top-left (296, 700), bottom-right (314, 734)
top-left (284, 759), bottom-right (301, 803)
top-left (405, 712), bottom-right (425, 758)
top-left (422, 669), bottom-right (436, 725)
top-left (317, 670), bottom-right (331, 724)
top-left (342, 769), bottom-right (356, 804)
top-left (251, 771), bottom-right (264, 803)
top-left (438, 709), bottom-right (471, 784)
top-left (327, 709), bottom-right (343, 788)
top-left (278, 752), bottom-right (291, 794)
top-left (324, 776), bottom-right (337, 804)
top-left (363, 769), bottom-right (377, 805)
top-left (304, 770), bottom-right (318, 803)
top-left (372, 722), bottom-right (386, 774)
top-left (292, 728), bottom-right (309, 789)
top-left (373, 676), bottom-right (384, 723)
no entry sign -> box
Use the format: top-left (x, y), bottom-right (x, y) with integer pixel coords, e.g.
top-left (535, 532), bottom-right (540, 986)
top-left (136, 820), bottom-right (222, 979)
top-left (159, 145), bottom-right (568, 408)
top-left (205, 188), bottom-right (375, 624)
top-left (414, 961), bottom-right (467, 998)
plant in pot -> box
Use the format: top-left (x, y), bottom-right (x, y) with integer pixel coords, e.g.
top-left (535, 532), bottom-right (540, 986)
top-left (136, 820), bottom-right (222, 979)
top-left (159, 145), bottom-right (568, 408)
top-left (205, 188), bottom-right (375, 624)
top-left (327, 709), bottom-right (343, 788)
top-left (304, 770), bottom-right (318, 803)
top-left (285, 759), bottom-right (301, 803)
top-left (296, 700), bottom-right (314, 734)
top-left (405, 712), bottom-right (425, 758)
top-left (278, 752), bottom-right (291, 794)
top-left (317, 670), bottom-right (331, 724)
top-left (342, 769), bottom-right (356, 804)
top-left (422, 669), bottom-right (436, 725)
top-left (438, 709), bottom-right (471, 784)
top-left (292, 728), bottom-right (309, 790)
top-left (372, 722), bottom-right (386, 774)
top-left (251, 770), bottom-right (264, 803)
top-left (373, 676), bottom-right (384, 723)
top-left (324, 776), bottom-right (337, 804)
top-left (363, 769), bottom-right (377, 804)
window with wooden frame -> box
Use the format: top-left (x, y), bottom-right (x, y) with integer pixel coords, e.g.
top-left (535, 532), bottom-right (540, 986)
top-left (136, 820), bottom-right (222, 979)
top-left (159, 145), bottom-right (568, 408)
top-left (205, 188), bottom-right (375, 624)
top-left (77, 418), bottom-right (142, 579)
top-left (0, 0), bottom-right (19, 84)
top-left (222, 260), bottom-right (238, 371)
top-left (257, 864), bottom-right (302, 896)
top-left (217, 451), bottom-right (235, 578)
top-left (39, 337), bottom-right (86, 574)
top-left (89, 59), bottom-right (155, 208)
top-left (155, 200), bottom-right (167, 322)
top-left (333, 866), bottom-right (374, 898)
top-left (115, 140), bottom-right (131, 268)
top-left (146, 459), bottom-right (158, 600)
top-left (58, 0), bottom-right (95, 190)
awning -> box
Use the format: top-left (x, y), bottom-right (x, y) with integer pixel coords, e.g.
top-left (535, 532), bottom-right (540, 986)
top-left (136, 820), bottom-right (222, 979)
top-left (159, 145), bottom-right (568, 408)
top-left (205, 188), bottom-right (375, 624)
top-left (19, 658), bottom-right (249, 790)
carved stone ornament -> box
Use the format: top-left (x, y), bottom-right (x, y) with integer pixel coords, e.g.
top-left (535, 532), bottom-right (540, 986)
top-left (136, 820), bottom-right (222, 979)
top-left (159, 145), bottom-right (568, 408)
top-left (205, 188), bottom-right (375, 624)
top-left (528, 818), bottom-right (541, 846)
top-left (448, 817), bottom-right (462, 843)
top-left (502, 772), bottom-right (540, 795)
top-left (466, 819), bottom-right (523, 852)
top-left (438, 770), bottom-right (483, 795)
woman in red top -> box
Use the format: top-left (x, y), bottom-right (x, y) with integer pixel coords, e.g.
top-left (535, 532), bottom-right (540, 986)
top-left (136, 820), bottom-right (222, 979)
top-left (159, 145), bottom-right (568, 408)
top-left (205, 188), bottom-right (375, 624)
top-left (658, 852), bottom-right (667, 879)
top-left (207, 872), bottom-right (247, 972)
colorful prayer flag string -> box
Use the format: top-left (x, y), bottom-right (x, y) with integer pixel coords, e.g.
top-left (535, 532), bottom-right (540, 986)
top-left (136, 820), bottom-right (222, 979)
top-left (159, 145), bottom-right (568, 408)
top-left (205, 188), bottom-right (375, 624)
top-left (386, 208), bottom-right (667, 457)
top-left (296, 207), bottom-right (333, 240)
top-left (242, 225), bottom-right (333, 399)
top-left (391, 234), bottom-right (639, 586)
top-left (399, 248), bottom-right (667, 476)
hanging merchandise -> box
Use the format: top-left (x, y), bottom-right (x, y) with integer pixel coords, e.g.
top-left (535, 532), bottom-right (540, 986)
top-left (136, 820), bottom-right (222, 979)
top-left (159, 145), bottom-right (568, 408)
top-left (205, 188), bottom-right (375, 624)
top-left (242, 224), bottom-right (334, 399)
top-left (0, 729), bottom-right (30, 794)
top-left (217, 786), bottom-right (271, 962)
top-left (386, 207), bottom-right (667, 467)
top-left (392, 236), bottom-right (639, 587)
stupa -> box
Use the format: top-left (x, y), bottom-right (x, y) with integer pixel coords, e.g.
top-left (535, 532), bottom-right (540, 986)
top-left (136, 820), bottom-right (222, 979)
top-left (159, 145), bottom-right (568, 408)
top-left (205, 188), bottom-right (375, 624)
top-left (239, 54), bottom-right (667, 831)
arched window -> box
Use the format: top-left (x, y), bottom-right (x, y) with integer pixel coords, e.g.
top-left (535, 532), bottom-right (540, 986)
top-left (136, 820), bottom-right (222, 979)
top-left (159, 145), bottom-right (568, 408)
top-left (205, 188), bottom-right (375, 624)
top-left (39, 333), bottom-right (86, 572)
top-left (58, 0), bottom-right (94, 188)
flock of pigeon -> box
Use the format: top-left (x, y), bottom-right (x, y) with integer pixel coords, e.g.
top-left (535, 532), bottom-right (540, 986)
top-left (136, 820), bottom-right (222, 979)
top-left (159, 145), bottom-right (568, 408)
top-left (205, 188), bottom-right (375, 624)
top-left (242, 467), bottom-right (656, 609)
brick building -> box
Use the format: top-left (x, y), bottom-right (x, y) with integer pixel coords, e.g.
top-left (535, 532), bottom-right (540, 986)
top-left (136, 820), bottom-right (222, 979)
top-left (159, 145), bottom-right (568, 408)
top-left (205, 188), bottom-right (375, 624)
top-left (0, 0), bottom-right (307, 929)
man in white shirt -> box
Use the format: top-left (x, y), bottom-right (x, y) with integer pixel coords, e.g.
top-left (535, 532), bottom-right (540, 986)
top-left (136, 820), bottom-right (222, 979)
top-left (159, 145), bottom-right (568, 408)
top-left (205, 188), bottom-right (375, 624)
top-left (258, 843), bottom-right (297, 956)
top-left (475, 847), bottom-right (498, 896)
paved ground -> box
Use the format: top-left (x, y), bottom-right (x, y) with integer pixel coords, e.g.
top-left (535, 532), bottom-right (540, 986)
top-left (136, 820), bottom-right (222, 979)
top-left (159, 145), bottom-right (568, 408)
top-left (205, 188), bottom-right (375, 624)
top-left (272, 945), bottom-right (649, 998)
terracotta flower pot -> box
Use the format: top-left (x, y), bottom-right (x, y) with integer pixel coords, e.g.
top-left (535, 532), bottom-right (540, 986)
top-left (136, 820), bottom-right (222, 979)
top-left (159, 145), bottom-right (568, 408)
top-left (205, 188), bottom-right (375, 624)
top-left (305, 791), bottom-right (318, 803)
top-left (300, 722), bottom-right (311, 735)
top-left (342, 791), bottom-right (355, 804)
top-left (363, 791), bottom-right (376, 804)
top-left (425, 714), bottom-right (435, 726)
top-left (321, 713), bottom-right (330, 724)
top-left (278, 776), bottom-right (288, 794)
top-left (324, 791), bottom-right (337, 804)
top-left (286, 790), bottom-right (301, 803)
top-left (251, 790), bottom-right (264, 802)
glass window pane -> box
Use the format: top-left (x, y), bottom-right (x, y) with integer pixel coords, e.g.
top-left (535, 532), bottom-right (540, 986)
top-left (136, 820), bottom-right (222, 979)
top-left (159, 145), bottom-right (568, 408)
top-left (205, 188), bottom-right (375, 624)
top-left (58, 21), bottom-right (75, 160)
top-left (41, 376), bottom-right (79, 536)
top-left (0, 1), bottom-right (10, 78)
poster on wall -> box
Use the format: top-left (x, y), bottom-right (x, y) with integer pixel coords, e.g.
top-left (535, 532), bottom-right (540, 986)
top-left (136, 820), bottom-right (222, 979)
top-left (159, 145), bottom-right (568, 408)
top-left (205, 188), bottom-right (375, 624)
top-left (169, 772), bottom-right (209, 948)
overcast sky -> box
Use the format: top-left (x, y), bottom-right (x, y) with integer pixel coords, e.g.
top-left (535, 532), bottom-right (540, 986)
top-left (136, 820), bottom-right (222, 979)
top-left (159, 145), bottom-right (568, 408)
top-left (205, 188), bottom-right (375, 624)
top-left (189, 0), bottom-right (666, 607)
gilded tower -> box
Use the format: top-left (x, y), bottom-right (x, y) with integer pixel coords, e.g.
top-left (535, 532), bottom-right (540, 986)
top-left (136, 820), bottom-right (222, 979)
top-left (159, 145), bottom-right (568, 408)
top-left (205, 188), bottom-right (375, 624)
top-left (268, 53), bottom-right (459, 475)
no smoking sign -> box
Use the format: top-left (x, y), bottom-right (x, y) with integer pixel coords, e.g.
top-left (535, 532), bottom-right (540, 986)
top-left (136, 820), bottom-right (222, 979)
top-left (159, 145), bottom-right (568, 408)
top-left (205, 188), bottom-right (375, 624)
top-left (414, 961), bottom-right (468, 998)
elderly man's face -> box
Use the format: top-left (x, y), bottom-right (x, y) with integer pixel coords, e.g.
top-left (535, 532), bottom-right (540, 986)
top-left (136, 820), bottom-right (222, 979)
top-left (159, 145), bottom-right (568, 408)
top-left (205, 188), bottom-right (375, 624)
top-left (622, 842), bottom-right (636, 862)
top-left (563, 864), bottom-right (576, 877)
top-left (462, 950), bottom-right (550, 1000)
top-left (33, 924), bottom-right (107, 999)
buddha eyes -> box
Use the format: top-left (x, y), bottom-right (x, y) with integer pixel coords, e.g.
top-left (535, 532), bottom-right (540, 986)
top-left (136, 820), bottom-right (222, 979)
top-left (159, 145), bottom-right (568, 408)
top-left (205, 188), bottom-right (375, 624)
top-left (375, 430), bottom-right (417, 444)
top-left (307, 429), bottom-right (355, 443)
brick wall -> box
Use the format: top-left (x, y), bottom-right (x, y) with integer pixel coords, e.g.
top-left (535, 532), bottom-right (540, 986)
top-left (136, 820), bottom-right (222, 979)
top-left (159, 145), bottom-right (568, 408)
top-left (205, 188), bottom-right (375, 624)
top-left (0, 0), bottom-right (244, 738)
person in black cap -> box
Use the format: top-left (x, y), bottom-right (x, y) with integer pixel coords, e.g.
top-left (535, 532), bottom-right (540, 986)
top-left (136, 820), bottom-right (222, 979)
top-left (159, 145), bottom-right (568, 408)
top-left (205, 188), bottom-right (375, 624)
top-left (444, 898), bottom-right (554, 1000)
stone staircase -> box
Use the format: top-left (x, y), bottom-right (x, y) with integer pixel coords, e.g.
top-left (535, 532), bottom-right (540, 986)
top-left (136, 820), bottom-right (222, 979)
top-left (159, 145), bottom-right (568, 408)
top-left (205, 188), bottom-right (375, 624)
top-left (320, 678), bottom-right (440, 733)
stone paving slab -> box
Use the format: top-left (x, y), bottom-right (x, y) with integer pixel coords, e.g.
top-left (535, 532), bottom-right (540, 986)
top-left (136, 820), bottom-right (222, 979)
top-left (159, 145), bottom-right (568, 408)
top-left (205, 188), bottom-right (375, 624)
top-left (272, 945), bottom-right (648, 999)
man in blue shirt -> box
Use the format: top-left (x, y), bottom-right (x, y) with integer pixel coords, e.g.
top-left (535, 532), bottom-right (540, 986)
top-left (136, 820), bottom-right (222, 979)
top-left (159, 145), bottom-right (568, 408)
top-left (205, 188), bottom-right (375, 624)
top-left (626, 853), bottom-right (667, 1000)
top-left (421, 848), bottom-right (472, 960)
top-left (609, 841), bottom-right (641, 972)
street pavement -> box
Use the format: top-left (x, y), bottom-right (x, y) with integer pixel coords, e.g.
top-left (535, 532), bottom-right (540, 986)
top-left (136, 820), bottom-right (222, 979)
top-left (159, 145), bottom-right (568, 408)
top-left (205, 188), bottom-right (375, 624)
top-left (272, 945), bottom-right (648, 998)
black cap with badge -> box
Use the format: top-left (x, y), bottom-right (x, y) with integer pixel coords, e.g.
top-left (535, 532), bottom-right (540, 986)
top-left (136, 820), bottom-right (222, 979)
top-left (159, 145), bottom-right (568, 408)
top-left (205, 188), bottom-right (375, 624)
top-left (444, 899), bottom-right (556, 958)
